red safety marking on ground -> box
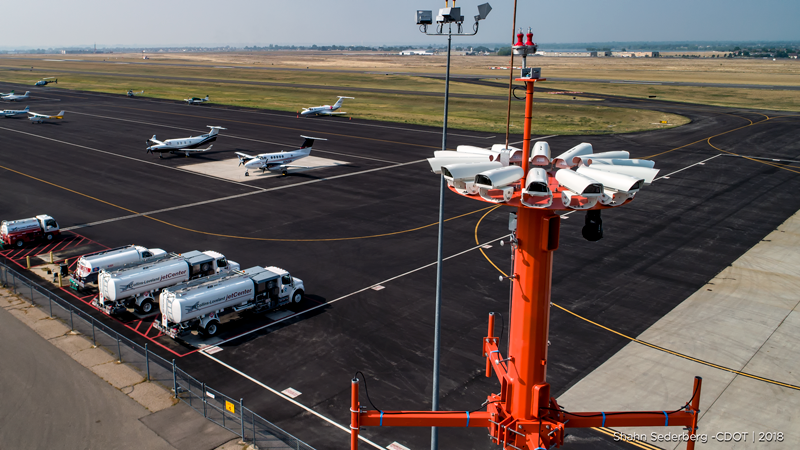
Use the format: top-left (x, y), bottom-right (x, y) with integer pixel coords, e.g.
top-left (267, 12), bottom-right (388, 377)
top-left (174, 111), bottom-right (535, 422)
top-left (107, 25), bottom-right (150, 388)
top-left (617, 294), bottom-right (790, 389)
top-left (57, 287), bottom-right (199, 358)
top-left (0, 231), bottom-right (108, 269)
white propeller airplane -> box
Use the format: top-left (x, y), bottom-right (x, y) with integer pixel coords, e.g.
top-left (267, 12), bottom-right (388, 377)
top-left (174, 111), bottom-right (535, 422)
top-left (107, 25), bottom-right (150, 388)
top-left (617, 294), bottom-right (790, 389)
top-left (185, 95), bottom-right (209, 105)
top-left (35, 77), bottom-right (57, 86)
top-left (146, 126), bottom-right (225, 158)
top-left (236, 136), bottom-right (327, 176)
top-left (301, 96), bottom-right (354, 116)
top-left (1, 106), bottom-right (29, 118)
top-left (127, 90), bottom-right (144, 97)
top-left (28, 110), bottom-right (65, 124)
top-left (2, 91), bottom-right (30, 102)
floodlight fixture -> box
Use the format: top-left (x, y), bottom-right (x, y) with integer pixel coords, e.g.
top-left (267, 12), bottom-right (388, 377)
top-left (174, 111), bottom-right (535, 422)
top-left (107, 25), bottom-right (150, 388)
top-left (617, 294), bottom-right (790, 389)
top-left (476, 3), bottom-right (492, 21)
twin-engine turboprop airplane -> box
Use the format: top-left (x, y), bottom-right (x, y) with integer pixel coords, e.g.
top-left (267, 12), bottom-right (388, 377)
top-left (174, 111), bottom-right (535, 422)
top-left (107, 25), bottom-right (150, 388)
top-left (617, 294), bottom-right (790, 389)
top-left (35, 77), bottom-right (57, 86)
top-left (301, 96), bottom-right (354, 116)
top-left (146, 126), bottom-right (225, 158)
top-left (2, 91), bottom-right (30, 102)
top-left (236, 136), bottom-right (327, 176)
top-left (28, 110), bottom-right (65, 123)
top-left (1, 106), bottom-right (29, 117)
top-left (127, 90), bottom-right (144, 97)
top-left (185, 95), bottom-right (209, 105)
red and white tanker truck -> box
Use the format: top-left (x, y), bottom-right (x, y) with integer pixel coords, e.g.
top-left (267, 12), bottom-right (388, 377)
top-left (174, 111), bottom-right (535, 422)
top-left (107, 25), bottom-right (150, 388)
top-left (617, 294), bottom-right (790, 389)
top-left (0, 215), bottom-right (60, 248)
top-left (92, 250), bottom-right (238, 315)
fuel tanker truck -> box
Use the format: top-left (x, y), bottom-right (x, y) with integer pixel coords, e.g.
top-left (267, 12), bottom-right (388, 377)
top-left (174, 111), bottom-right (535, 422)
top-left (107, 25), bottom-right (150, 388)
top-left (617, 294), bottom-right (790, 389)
top-left (70, 245), bottom-right (167, 290)
top-left (93, 250), bottom-right (239, 315)
top-left (156, 265), bottom-right (304, 339)
top-left (0, 215), bottom-right (60, 248)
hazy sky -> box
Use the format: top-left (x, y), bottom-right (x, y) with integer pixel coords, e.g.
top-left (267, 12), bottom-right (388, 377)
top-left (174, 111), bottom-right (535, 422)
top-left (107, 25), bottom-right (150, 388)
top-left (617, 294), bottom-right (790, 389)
top-left (5, 0), bottom-right (799, 48)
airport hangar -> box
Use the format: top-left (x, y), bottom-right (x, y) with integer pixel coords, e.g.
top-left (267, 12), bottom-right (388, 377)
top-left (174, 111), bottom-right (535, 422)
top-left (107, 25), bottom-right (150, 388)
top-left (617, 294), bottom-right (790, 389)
top-left (1, 81), bottom-right (799, 450)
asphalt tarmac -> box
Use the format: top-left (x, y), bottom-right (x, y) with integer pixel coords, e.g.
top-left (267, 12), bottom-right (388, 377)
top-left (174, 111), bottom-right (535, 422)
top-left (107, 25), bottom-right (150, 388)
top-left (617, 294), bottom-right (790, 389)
top-left (1, 82), bottom-right (799, 450)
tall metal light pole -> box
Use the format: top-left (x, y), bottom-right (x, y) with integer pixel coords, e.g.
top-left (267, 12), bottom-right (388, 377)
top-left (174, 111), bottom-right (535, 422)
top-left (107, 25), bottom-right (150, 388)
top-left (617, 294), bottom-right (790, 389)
top-left (415, 3), bottom-right (492, 449)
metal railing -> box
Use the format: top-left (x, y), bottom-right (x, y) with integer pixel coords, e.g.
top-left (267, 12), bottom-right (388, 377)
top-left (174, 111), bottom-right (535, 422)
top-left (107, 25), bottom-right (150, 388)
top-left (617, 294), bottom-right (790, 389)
top-left (0, 259), bottom-right (315, 450)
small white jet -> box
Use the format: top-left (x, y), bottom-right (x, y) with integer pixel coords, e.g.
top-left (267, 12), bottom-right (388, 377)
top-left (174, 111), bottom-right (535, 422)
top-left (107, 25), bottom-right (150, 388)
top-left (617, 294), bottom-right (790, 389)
top-left (146, 125), bottom-right (225, 158)
top-left (301, 96), bottom-right (354, 116)
top-left (1, 106), bottom-right (29, 118)
top-left (127, 90), bottom-right (144, 97)
top-left (236, 136), bottom-right (327, 176)
top-left (35, 77), bottom-right (57, 86)
top-left (0, 90), bottom-right (14, 97)
top-left (28, 110), bottom-right (65, 124)
top-left (2, 91), bottom-right (30, 102)
top-left (185, 95), bottom-right (209, 105)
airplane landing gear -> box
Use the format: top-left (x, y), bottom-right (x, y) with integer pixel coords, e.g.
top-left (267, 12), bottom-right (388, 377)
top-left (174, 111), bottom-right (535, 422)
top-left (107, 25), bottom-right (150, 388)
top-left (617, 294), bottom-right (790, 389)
top-left (282, 170), bottom-right (288, 176)
top-left (244, 171), bottom-right (249, 177)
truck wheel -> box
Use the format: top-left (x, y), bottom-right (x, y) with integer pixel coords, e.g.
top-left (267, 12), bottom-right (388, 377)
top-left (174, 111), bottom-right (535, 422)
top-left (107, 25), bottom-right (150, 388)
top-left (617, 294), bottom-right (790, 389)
top-left (45, 233), bottom-right (54, 241)
top-left (292, 290), bottom-right (304, 304)
top-left (203, 321), bottom-right (220, 337)
top-left (15, 240), bottom-right (24, 248)
top-left (139, 299), bottom-right (154, 315)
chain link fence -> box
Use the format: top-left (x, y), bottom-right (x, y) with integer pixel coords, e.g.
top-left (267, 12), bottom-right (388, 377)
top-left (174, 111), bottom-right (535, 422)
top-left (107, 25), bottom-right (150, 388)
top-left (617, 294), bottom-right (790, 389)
top-left (0, 259), bottom-right (315, 450)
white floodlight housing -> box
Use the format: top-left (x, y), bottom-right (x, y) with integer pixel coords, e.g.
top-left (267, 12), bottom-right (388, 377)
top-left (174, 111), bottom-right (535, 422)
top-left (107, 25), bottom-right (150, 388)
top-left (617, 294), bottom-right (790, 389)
top-left (442, 161), bottom-right (502, 195)
top-left (437, 6), bottom-right (463, 23)
top-left (416, 10), bottom-right (433, 25)
top-left (576, 166), bottom-right (643, 205)
top-left (475, 165), bottom-right (525, 203)
top-left (490, 144), bottom-right (522, 165)
top-left (589, 158), bottom-right (655, 168)
top-left (575, 151), bottom-right (630, 166)
top-left (588, 164), bottom-right (660, 185)
top-left (552, 143), bottom-right (593, 169)
top-left (530, 141), bottom-right (551, 166)
top-left (520, 168), bottom-right (553, 208)
top-left (476, 3), bottom-right (492, 21)
top-left (555, 169), bottom-right (603, 210)
top-left (427, 152), bottom-right (491, 174)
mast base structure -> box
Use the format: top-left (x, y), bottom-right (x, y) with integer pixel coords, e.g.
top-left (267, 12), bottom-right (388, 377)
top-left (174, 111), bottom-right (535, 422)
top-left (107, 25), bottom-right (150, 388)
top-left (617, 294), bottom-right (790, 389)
top-left (350, 52), bottom-right (703, 450)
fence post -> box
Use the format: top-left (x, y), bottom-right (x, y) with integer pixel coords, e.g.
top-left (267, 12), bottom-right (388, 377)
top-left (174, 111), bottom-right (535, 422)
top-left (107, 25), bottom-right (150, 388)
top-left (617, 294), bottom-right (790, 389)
top-left (222, 393), bottom-right (226, 428)
top-left (117, 334), bottom-right (122, 363)
top-left (48, 294), bottom-right (53, 318)
top-left (30, 283), bottom-right (33, 301)
top-left (145, 343), bottom-right (150, 382)
top-left (240, 398), bottom-right (245, 440)
top-left (252, 411), bottom-right (256, 448)
top-left (92, 317), bottom-right (96, 347)
top-left (203, 383), bottom-right (207, 417)
top-left (70, 307), bottom-right (74, 331)
top-left (12, 272), bottom-right (16, 294)
top-left (172, 359), bottom-right (177, 398)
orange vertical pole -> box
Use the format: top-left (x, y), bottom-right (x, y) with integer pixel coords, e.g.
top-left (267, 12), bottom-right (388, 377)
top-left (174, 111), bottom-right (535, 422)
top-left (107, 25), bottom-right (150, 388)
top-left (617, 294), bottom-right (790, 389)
top-left (351, 378), bottom-right (360, 450)
top-left (506, 78), bottom-right (557, 421)
top-left (520, 79), bottom-right (535, 175)
top-left (686, 376), bottom-right (703, 450)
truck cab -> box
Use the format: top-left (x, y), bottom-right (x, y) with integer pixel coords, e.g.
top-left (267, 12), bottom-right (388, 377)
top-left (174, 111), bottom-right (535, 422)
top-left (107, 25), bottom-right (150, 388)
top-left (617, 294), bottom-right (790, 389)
top-left (264, 266), bottom-right (305, 306)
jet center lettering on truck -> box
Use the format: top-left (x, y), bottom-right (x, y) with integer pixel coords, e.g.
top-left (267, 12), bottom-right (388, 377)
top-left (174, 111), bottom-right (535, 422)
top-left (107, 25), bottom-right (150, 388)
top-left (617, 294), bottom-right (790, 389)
top-left (184, 288), bottom-right (253, 314)
top-left (119, 269), bottom-right (187, 292)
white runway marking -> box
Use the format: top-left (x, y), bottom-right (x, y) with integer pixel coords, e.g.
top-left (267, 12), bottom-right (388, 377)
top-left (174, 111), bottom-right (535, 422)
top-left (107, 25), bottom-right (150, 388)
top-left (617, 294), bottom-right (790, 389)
top-left (201, 352), bottom-right (388, 450)
top-left (509, 135), bottom-right (556, 145)
top-left (654, 154), bottom-right (722, 181)
top-left (67, 110), bottom-right (403, 164)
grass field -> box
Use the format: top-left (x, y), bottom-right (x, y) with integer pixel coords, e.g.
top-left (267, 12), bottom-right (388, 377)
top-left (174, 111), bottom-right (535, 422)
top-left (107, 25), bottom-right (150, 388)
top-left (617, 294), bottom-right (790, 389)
top-left (0, 60), bottom-right (688, 135)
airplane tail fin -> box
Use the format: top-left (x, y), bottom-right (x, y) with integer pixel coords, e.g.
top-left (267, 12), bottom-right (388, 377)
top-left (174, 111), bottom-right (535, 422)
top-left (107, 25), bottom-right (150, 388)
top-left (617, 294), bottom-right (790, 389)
top-left (333, 96), bottom-right (354, 110)
top-left (54, 79), bottom-right (57, 84)
top-left (300, 135), bottom-right (328, 149)
top-left (24, 106), bottom-right (29, 111)
top-left (24, 91), bottom-right (30, 96)
top-left (204, 95), bottom-right (209, 101)
top-left (57, 111), bottom-right (65, 117)
top-left (207, 126), bottom-right (227, 135)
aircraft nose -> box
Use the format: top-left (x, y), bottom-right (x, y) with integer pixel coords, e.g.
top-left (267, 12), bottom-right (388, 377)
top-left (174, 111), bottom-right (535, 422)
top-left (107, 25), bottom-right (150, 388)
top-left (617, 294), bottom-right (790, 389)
top-left (245, 160), bottom-right (259, 168)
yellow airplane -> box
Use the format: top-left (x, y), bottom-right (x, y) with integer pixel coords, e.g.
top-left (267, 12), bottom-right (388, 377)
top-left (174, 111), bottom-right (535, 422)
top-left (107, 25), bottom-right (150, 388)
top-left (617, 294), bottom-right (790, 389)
top-left (28, 110), bottom-right (65, 124)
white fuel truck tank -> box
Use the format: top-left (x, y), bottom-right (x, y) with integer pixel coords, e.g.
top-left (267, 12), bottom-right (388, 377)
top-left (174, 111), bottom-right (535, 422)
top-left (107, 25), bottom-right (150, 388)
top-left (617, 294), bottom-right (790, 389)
top-left (161, 274), bottom-right (256, 325)
top-left (94, 250), bottom-right (237, 315)
top-left (72, 245), bottom-right (166, 289)
top-left (157, 266), bottom-right (303, 339)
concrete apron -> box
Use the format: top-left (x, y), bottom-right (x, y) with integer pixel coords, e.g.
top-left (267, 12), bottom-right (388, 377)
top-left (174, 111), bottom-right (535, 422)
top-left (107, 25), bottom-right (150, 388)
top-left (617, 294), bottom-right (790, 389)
top-left (557, 211), bottom-right (800, 449)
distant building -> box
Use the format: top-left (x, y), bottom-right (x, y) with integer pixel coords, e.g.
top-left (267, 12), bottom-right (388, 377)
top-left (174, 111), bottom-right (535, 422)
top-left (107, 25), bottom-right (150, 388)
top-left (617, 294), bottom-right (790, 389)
top-left (537, 51), bottom-right (591, 57)
top-left (789, 53), bottom-right (798, 59)
top-left (399, 49), bottom-right (434, 56)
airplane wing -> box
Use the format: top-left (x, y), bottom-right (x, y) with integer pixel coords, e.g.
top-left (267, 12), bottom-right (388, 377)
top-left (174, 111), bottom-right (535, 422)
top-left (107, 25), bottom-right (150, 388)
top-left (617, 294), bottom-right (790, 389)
top-left (27, 112), bottom-right (44, 118)
top-left (321, 111), bottom-right (347, 115)
top-left (147, 135), bottom-right (164, 146)
top-left (181, 145), bottom-right (213, 153)
top-left (235, 152), bottom-right (256, 160)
